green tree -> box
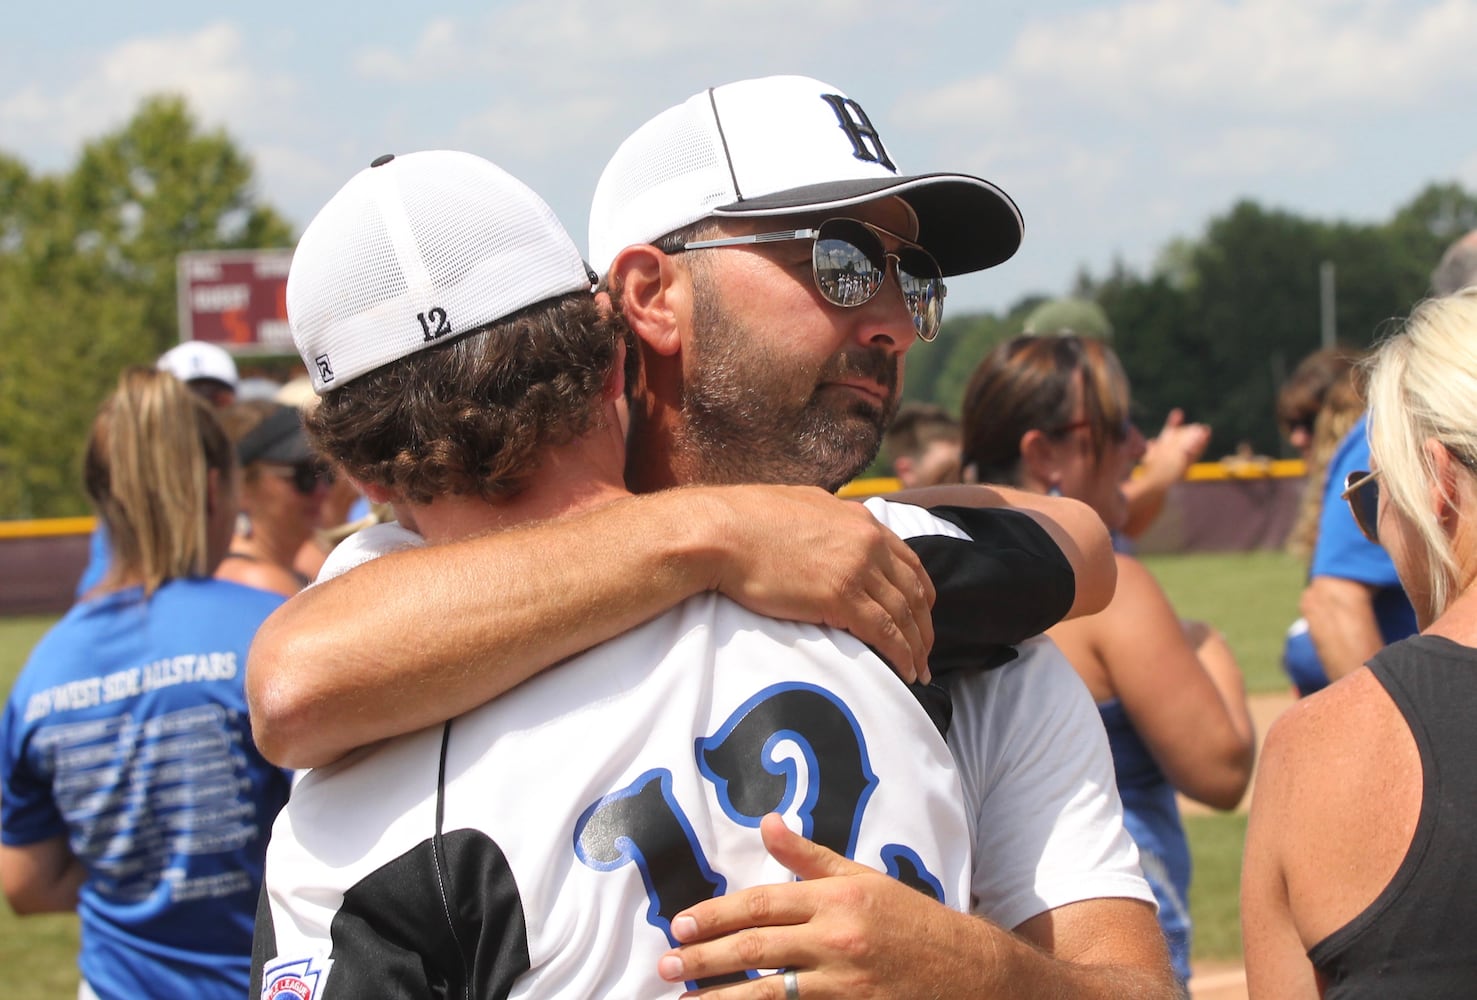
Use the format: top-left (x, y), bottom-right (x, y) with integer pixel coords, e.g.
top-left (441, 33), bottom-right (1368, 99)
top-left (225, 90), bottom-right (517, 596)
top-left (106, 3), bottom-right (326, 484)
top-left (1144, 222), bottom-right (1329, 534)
top-left (0, 96), bottom-right (293, 518)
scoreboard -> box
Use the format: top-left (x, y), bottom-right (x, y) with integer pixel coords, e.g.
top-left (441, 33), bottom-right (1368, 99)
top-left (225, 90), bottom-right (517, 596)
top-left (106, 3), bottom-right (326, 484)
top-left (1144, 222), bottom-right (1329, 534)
top-left (175, 249), bottom-right (294, 354)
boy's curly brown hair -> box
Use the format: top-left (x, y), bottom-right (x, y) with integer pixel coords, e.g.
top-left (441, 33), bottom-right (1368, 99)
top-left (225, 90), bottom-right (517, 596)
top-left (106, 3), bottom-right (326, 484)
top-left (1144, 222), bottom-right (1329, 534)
top-left (307, 292), bottom-right (626, 505)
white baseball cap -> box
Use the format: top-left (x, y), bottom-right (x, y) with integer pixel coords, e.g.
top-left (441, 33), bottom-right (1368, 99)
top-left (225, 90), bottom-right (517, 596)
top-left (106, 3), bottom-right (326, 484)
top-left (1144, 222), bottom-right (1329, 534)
top-left (288, 150), bottom-right (595, 394)
top-left (588, 75), bottom-right (1023, 278)
top-left (157, 340), bottom-right (239, 390)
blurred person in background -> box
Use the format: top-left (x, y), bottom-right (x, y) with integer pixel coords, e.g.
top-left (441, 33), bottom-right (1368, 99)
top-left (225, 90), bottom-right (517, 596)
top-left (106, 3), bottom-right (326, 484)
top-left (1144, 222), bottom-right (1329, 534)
top-left (273, 375), bottom-right (374, 580)
top-left (1276, 346), bottom-right (1366, 696)
top-left (216, 400), bottom-right (331, 597)
top-left (1, 368), bottom-right (289, 1000)
top-left (1430, 228), bottom-right (1477, 296)
top-left (960, 333), bottom-right (1255, 992)
top-left (1299, 408), bottom-right (1417, 681)
top-left (1243, 289), bottom-right (1477, 997)
top-left (74, 342), bottom-right (241, 599)
top-left (883, 401), bottom-right (962, 487)
top-left (1295, 230), bottom-right (1477, 682)
top-left (1021, 297), bottom-right (1210, 542)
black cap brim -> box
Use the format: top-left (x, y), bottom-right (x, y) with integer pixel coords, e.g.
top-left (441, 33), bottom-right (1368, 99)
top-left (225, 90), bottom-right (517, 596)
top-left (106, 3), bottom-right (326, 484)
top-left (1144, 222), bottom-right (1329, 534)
top-left (711, 173), bottom-right (1023, 277)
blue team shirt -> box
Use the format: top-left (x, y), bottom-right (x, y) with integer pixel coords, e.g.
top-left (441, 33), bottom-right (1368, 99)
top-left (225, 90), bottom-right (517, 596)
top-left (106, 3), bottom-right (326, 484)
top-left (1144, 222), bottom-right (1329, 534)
top-left (1, 578), bottom-right (289, 1000)
top-left (1309, 419), bottom-right (1418, 646)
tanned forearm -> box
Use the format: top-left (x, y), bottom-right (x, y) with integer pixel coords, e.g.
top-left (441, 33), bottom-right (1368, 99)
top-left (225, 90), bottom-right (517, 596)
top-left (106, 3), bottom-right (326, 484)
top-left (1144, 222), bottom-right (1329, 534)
top-left (247, 485), bottom-right (935, 768)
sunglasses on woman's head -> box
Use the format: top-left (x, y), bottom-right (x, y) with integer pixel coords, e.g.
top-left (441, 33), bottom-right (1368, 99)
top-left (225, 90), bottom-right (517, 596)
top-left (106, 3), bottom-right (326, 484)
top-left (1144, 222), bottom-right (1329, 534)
top-left (1341, 469), bottom-right (1381, 543)
top-left (675, 217), bottom-right (947, 342)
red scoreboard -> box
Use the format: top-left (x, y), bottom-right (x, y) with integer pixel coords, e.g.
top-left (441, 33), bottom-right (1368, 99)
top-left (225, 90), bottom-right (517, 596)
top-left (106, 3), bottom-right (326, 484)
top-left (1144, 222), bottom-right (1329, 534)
top-left (175, 249), bottom-right (295, 354)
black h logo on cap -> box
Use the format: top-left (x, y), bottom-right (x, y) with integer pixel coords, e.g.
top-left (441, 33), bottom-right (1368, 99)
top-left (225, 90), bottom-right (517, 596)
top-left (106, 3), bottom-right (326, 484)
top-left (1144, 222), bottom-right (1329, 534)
top-left (820, 94), bottom-right (896, 172)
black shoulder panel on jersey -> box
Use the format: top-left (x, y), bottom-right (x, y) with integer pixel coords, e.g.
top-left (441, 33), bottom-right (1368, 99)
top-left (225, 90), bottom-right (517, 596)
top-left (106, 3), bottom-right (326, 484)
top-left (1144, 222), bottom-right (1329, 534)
top-left (301, 830), bottom-right (531, 999)
top-left (248, 882), bottom-right (276, 995)
top-left (912, 506), bottom-right (1076, 679)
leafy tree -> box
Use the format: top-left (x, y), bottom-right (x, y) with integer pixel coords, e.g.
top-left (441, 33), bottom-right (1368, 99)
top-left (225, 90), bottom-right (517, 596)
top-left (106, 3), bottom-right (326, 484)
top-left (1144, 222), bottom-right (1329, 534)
top-left (0, 96), bottom-right (294, 518)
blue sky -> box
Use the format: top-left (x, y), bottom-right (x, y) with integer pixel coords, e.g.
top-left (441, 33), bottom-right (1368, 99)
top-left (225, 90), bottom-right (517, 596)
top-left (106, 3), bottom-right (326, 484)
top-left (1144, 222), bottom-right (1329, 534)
top-left (5, 0), bottom-right (1477, 316)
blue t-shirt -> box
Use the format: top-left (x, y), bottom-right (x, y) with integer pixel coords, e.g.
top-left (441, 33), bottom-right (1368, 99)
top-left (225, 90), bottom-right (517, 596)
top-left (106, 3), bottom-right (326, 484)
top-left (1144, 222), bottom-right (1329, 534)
top-left (1, 578), bottom-right (289, 1000)
top-left (74, 523), bottom-right (112, 599)
top-left (1097, 698), bottom-right (1191, 987)
top-left (1309, 419), bottom-right (1418, 646)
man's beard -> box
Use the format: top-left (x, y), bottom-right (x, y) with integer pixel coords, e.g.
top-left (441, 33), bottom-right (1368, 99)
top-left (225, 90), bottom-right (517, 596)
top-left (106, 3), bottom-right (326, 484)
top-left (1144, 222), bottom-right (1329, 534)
top-left (676, 289), bottom-right (900, 493)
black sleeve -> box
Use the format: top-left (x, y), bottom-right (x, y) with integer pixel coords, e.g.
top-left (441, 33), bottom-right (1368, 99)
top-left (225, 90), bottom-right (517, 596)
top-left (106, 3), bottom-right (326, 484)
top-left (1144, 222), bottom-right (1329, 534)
top-left (910, 506), bottom-right (1076, 680)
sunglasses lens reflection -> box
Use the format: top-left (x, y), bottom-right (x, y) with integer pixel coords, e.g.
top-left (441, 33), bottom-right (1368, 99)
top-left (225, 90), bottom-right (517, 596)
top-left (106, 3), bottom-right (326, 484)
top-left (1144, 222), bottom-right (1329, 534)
top-left (811, 220), bottom-right (945, 341)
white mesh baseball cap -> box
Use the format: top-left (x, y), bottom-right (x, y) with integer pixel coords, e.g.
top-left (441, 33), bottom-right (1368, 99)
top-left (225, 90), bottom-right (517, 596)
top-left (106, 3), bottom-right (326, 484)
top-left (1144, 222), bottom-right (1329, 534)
top-left (157, 341), bottom-right (239, 389)
top-left (288, 150), bottom-right (595, 393)
top-left (588, 75), bottom-right (1023, 278)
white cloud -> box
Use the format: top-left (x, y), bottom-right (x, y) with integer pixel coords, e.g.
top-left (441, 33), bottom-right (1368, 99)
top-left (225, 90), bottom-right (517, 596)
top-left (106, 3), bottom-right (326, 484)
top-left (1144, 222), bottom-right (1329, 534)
top-left (0, 22), bottom-right (296, 162)
top-left (1178, 126), bottom-right (1340, 178)
top-left (928, 0), bottom-right (1477, 126)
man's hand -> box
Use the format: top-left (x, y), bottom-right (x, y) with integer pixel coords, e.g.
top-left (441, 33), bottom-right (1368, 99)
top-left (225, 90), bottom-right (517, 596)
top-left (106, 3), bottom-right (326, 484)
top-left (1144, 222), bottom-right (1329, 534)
top-left (704, 487), bottom-right (935, 683)
top-left (657, 813), bottom-right (976, 997)
top-left (658, 814), bottom-right (1177, 999)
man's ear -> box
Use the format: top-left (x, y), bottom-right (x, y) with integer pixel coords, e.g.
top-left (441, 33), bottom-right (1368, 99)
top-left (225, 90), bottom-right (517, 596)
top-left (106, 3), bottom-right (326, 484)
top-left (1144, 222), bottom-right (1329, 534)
top-left (609, 245), bottom-right (685, 357)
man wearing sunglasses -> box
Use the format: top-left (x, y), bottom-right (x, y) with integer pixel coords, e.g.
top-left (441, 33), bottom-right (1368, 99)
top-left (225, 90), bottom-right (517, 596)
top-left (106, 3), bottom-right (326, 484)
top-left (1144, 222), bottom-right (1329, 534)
top-left (247, 76), bottom-right (1172, 997)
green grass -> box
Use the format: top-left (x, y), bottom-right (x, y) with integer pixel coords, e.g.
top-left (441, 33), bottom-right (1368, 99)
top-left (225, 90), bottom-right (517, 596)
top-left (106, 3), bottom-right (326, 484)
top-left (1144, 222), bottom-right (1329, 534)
top-left (0, 550), bottom-right (1295, 980)
top-left (0, 614), bottom-right (82, 998)
top-left (1187, 812), bottom-right (1248, 961)
top-left (1141, 549), bottom-right (1305, 694)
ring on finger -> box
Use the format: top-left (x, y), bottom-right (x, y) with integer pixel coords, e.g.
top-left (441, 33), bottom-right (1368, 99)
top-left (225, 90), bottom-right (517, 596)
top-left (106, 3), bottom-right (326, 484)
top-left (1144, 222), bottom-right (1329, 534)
top-left (783, 968), bottom-right (800, 1000)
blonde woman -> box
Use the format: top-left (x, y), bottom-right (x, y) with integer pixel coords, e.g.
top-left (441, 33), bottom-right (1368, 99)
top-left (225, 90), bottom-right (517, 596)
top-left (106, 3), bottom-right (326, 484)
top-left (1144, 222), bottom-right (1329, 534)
top-left (0, 369), bottom-right (290, 999)
top-left (1244, 288), bottom-right (1477, 997)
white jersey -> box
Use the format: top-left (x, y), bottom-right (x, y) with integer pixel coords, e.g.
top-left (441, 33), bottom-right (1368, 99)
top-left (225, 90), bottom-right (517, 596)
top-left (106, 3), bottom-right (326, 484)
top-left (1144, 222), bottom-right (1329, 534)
top-left (256, 502), bottom-right (1150, 998)
top-left (255, 574), bottom-right (972, 998)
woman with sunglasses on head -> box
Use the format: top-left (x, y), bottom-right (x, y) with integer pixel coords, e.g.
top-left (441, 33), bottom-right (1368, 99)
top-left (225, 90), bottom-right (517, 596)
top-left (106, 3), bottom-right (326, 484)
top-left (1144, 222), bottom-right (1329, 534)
top-left (1243, 289), bottom-right (1477, 998)
top-left (216, 400), bottom-right (332, 597)
top-left (959, 333), bottom-right (1255, 993)
top-left (0, 368), bottom-right (290, 1000)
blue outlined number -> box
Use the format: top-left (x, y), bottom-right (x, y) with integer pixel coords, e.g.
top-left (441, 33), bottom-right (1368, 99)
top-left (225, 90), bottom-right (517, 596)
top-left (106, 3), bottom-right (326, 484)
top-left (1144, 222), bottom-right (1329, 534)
top-left (575, 683), bottom-right (945, 988)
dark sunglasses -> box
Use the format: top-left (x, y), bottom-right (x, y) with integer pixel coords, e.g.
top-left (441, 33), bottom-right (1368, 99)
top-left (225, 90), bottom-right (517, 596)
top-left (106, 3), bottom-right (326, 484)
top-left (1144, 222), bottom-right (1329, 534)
top-left (264, 461), bottom-right (335, 496)
top-left (1341, 469), bottom-right (1381, 543)
top-left (677, 217), bottom-right (947, 342)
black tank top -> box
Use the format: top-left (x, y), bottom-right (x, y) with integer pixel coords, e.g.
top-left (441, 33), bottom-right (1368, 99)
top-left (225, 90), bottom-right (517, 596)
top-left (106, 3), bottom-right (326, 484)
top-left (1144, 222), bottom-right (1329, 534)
top-left (1308, 634), bottom-right (1477, 998)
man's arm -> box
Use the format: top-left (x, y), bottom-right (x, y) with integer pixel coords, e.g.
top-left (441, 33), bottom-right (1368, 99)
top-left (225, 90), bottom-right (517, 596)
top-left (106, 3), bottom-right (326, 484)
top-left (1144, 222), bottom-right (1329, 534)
top-left (249, 485), bottom-right (936, 768)
top-left (1300, 575), bottom-right (1383, 681)
top-left (1, 837), bottom-right (86, 915)
top-left (882, 484), bottom-right (1115, 618)
top-left (656, 814), bottom-right (1176, 999)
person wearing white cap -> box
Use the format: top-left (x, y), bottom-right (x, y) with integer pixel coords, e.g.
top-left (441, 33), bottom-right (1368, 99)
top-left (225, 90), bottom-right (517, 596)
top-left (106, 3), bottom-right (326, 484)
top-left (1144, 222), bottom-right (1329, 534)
top-left (247, 77), bottom-right (1167, 997)
top-left (156, 340), bottom-right (241, 408)
top-left (251, 149), bottom-right (978, 998)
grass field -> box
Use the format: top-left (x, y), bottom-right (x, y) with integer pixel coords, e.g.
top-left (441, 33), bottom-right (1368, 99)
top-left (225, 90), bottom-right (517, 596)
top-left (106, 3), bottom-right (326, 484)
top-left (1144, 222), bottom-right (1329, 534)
top-left (0, 549), bottom-right (1302, 984)
top-left (1, 614), bottom-right (82, 998)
